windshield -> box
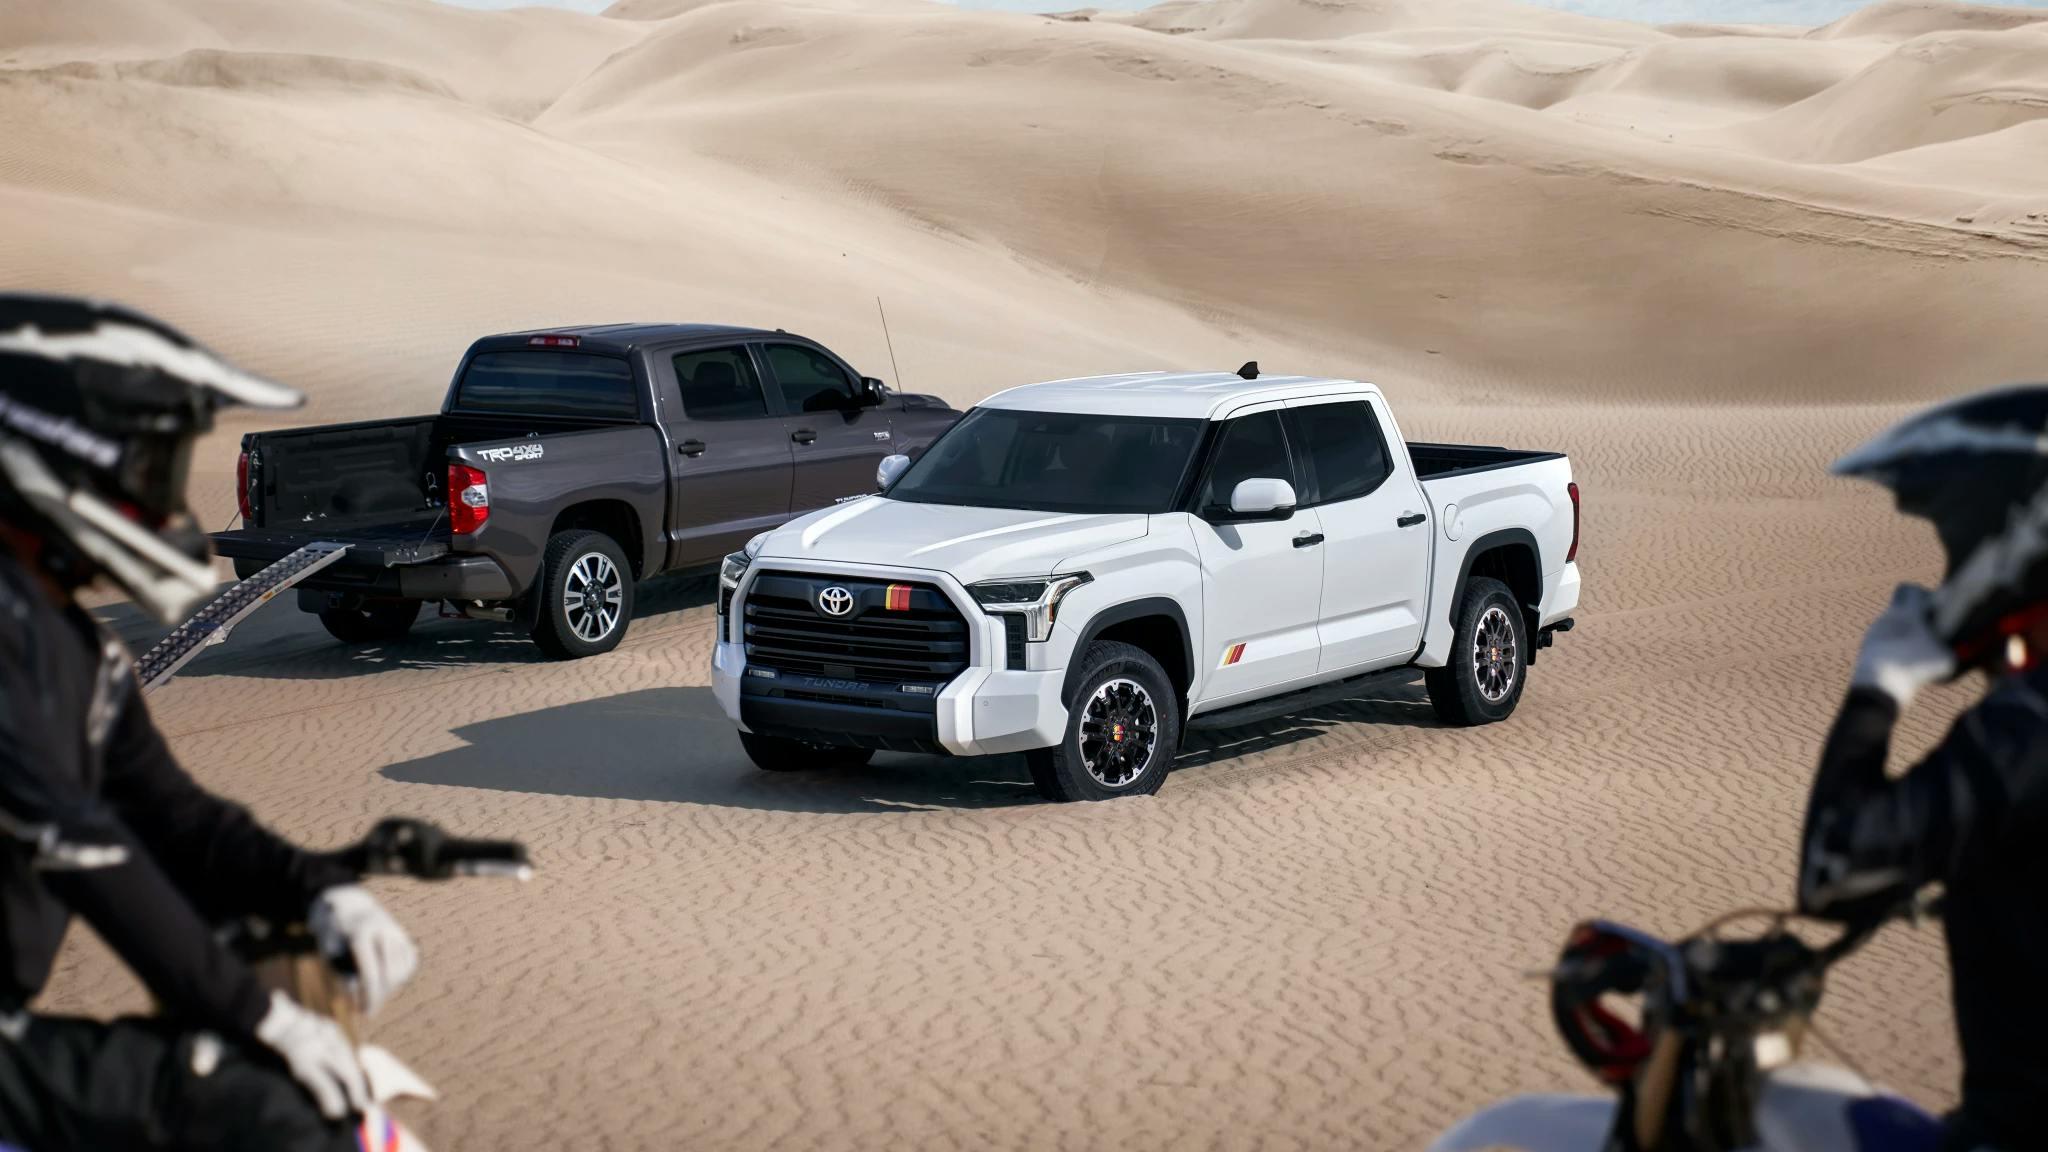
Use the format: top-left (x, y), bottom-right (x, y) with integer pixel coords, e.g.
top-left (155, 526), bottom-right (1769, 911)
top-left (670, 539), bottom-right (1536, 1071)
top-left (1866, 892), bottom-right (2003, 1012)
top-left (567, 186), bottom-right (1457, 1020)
top-left (888, 407), bottom-right (1204, 514)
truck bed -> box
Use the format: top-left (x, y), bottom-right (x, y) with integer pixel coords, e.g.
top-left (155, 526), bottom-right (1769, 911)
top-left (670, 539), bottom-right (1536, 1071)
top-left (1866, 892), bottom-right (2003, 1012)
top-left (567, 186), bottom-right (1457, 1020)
top-left (1406, 442), bottom-right (1564, 480)
top-left (242, 412), bottom-right (614, 536)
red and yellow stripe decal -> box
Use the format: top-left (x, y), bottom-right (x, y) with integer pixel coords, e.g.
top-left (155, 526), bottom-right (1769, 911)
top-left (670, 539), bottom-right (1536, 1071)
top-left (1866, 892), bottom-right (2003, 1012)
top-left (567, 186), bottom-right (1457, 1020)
top-left (1221, 643), bottom-right (1246, 667)
top-left (885, 583), bottom-right (913, 612)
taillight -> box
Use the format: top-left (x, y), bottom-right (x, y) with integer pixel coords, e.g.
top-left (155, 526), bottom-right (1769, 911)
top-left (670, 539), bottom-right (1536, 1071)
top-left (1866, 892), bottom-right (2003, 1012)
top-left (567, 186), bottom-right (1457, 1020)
top-left (1566, 481), bottom-right (1581, 563)
top-left (236, 451), bottom-right (253, 522)
top-left (449, 462), bottom-right (489, 533)
top-left (527, 334), bottom-right (580, 348)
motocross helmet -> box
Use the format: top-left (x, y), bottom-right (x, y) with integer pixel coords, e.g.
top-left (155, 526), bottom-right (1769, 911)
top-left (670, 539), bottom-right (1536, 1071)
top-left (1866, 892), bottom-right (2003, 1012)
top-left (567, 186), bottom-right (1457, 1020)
top-left (1832, 385), bottom-right (2048, 666)
top-left (0, 294), bottom-right (300, 623)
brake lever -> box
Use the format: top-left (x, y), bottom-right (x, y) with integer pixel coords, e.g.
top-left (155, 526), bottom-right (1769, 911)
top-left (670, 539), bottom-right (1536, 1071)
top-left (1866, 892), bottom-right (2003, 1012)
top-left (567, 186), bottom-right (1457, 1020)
top-left (451, 858), bottom-right (534, 882)
top-left (1910, 888), bottom-right (1947, 924)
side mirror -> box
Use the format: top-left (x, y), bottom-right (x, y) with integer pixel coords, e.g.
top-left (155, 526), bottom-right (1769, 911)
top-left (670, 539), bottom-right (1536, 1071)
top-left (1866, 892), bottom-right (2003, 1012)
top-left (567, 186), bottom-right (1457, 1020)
top-left (1225, 477), bottom-right (1296, 520)
top-left (876, 453), bottom-right (912, 491)
top-left (859, 376), bottom-right (890, 407)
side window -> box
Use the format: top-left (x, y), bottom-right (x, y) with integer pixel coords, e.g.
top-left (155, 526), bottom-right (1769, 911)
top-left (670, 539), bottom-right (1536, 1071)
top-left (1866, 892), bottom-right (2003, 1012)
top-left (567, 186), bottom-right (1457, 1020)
top-left (673, 347), bottom-right (768, 421)
top-left (1199, 410), bottom-right (1296, 511)
top-left (764, 343), bottom-right (857, 414)
top-left (1292, 401), bottom-right (1391, 504)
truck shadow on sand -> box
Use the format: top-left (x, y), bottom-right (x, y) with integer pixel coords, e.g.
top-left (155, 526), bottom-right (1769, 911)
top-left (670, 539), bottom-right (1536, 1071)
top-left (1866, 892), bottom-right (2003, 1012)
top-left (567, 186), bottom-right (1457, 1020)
top-left (379, 675), bottom-right (1441, 815)
top-left (99, 573), bottom-right (719, 683)
top-left (379, 687), bottom-right (1042, 814)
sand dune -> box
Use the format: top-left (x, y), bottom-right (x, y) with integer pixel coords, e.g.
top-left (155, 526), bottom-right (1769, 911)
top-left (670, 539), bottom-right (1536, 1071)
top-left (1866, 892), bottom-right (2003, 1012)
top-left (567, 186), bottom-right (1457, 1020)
top-left (6, 0), bottom-right (2047, 411)
top-left (1109, 0), bottom-right (1656, 42)
top-left (1732, 27), bottom-right (2048, 161)
top-left (5, 0), bottom-right (2047, 1148)
top-left (1814, 0), bottom-right (2048, 40)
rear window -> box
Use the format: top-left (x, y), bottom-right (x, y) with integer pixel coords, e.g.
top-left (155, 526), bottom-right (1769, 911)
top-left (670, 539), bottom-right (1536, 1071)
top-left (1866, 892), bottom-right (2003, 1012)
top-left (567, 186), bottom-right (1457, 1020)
top-left (452, 351), bottom-right (638, 420)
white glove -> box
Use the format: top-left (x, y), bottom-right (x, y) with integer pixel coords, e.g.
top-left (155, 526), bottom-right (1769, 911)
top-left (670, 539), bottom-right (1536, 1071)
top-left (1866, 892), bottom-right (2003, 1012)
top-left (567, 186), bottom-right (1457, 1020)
top-left (310, 885), bottom-right (418, 1018)
top-left (1851, 584), bottom-right (1955, 709)
top-left (254, 990), bottom-right (370, 1120)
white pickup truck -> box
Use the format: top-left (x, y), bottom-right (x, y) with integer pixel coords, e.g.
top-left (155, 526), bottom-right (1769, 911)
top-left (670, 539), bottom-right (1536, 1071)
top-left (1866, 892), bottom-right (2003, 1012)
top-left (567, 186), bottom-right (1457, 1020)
top-left (712, 367), bottom-right (1581, 801)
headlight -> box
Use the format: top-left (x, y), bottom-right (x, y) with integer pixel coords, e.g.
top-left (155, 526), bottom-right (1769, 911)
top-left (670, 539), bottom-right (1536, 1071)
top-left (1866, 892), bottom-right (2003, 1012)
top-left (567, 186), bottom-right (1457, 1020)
top-left (722, 532), bottom-right (772, 593)
top-left (719, 550), bottom-right (751, 590)
top-left (968, 572), bottom-right (1092, 643)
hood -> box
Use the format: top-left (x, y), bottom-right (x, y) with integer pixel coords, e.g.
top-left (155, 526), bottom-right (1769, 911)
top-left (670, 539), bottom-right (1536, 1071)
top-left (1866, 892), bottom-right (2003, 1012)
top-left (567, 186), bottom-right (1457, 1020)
top-left (894, 392), bottom-right (953, 413)
top-left (756, 497), bottom-right (1148, 584)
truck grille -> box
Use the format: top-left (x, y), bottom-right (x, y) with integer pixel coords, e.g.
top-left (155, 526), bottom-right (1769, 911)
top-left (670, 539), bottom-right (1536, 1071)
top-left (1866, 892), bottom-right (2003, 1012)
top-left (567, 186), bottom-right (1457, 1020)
top-left (742, 572), bottom-right (969, 685)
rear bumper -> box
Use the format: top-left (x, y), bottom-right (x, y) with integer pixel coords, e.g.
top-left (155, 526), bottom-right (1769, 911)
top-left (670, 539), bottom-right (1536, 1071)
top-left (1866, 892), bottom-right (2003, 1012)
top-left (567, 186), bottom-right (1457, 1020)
top-left (1540, 562), bottom-right (1581, 629)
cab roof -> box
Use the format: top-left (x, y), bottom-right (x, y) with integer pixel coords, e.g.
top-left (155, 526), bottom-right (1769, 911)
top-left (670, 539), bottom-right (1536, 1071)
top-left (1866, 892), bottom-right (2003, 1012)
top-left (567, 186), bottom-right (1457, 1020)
top-left (481, 322), bottom-right (798, 353)
top-left (976, 371), bottom-right (1377, 421)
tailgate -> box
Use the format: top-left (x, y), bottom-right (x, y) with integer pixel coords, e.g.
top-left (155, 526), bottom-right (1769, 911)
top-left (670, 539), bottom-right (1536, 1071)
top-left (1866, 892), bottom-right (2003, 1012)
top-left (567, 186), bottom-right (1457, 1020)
top-left (211, 521), bottom-right (448, 568)
top-left (245, 417), bottom-right (439, 530)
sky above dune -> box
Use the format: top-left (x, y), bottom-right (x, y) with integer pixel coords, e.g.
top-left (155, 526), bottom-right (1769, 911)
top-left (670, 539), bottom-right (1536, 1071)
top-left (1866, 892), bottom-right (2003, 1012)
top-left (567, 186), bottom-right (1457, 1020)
top-left (436, 0), bottom-right (2048, 16)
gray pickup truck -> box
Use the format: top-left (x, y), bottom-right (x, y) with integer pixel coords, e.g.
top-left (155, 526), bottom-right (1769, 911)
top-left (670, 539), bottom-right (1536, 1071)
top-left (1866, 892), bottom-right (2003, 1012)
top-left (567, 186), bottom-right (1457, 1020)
top-left (212, 323), bottom-right (959, 658)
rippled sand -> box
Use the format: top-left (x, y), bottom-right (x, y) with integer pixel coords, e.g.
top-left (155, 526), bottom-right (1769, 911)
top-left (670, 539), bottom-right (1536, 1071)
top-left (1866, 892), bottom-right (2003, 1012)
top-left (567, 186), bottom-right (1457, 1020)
top-left (12, 0), bottom-right (2048, 1145)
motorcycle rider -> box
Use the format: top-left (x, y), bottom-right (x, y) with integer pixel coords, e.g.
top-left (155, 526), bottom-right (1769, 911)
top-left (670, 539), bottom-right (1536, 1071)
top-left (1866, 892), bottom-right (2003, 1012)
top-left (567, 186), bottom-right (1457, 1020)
top-left (1800, 384), bottom-right (2048, 1151)
top-left (0, 294), bottom-right (418, 1149)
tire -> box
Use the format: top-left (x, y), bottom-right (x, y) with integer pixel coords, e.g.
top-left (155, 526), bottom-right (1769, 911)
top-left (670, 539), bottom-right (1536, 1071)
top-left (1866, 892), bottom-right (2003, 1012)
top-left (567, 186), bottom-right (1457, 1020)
top-left (1025, 640), bottom-right (1181, 802)
top-left (530, 529), bottom-right (635, 660)
top-left (1425, 576), bottom-right (1528, 726)
top-left (317, 599), bottom-right (420, 644)
top-left (738, 730), bottom-right (876, 772)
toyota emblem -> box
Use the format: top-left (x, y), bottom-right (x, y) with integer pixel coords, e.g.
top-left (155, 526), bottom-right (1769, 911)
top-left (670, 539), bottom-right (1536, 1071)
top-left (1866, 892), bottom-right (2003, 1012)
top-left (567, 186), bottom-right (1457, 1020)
top-left (817, 586), bottom-right (855, 617)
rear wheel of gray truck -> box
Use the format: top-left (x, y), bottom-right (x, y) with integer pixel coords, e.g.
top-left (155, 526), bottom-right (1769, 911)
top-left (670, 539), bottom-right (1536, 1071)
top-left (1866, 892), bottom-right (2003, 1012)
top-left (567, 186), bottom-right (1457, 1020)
top-left (318, 599), bottom-right (421, 645)
top-left (737, 730), bottom-right (875, 772)
top-left (530, 529), bottom-right (634, 660)
top-left (1025, 640), bottom-right (1180, 802)
top-left (1425, 576), bottom-right (1528, 726)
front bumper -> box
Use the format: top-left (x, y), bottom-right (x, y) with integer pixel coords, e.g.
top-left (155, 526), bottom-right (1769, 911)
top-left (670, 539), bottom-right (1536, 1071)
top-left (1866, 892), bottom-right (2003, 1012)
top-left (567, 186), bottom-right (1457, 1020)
top-left (712, 563), bottom-right (1071, 758)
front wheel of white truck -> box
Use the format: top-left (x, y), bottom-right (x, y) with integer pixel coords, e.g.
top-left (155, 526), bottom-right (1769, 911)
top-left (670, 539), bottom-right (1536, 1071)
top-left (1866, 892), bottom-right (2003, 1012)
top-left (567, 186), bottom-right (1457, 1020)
top-left (1026, 640), bottom-right (1180, 802)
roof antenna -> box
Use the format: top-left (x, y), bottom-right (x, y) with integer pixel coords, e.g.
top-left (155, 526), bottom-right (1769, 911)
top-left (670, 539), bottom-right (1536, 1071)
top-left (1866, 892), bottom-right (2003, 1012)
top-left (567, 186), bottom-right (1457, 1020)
top-left (877, 297), bottom-right (906, 392)
top-left (1236, 361), bottom-right (1259, 380)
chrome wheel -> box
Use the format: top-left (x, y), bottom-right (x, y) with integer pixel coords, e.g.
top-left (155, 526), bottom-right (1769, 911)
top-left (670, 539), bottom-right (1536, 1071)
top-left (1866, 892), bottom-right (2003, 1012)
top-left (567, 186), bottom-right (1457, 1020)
top-left (564, 551), bottom-right (624, 643)
top-left (1077, 677), bottom-right (1158, 789)
top-left (1472, 604), bottom-right (1519, 703)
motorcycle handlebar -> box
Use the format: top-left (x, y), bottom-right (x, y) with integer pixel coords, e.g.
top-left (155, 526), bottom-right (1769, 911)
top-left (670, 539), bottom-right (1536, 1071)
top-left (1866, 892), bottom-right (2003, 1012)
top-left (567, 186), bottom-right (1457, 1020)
top-left (336, 818), bottom-right (532, 882)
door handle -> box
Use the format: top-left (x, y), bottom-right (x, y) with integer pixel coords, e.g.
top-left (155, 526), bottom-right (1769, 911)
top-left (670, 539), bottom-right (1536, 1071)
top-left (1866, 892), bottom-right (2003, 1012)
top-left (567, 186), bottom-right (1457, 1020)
top-left (1292, 532), bottom-right (1324, 549)
top-left (1397, 512), bottom-right (1427, 528)
top-left (792, 429), bottom-right (818, 445)
top-left (678, 439), bottom-right (706, 457)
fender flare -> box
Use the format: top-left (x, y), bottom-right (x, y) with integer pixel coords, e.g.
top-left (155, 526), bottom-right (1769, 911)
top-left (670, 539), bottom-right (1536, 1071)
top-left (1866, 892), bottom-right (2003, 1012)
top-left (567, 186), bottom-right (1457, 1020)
top-left (1061, 597), bottom-right (1194, 706)
top-left (1449, 526), bottom-right (1543, 635)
